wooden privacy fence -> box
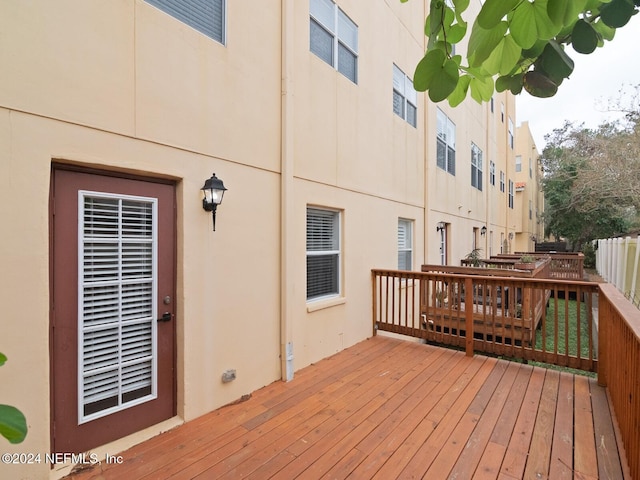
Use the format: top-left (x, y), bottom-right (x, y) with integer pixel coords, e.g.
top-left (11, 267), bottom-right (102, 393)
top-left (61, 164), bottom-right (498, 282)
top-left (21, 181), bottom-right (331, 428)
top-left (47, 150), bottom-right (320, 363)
top-left (372, 268), bottom-right (599, 373)
top-left (598, 283), bottom-right (640, 480)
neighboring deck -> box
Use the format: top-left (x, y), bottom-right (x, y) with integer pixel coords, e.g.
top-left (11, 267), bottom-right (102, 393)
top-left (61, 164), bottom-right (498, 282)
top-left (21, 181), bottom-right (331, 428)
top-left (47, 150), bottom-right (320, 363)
top-left (67, 336), bottom-right (628, 480)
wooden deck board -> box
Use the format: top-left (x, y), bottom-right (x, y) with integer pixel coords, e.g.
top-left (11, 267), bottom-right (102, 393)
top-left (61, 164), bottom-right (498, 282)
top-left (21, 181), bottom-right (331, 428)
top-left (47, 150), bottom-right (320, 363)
top-left (65, 336), bottom-right (628, 480)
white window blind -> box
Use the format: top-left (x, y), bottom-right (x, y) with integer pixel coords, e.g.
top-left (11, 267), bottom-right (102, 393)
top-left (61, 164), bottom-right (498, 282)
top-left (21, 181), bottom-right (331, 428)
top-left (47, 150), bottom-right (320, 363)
top-left (437, 109), bottom-right (456, 175)
top-left (398, 219), bottom-right (413, 271)
top-left (145, 0), bottom-right (226, 45)
top-left (310, 0), bottom-right (358, 83)
top-left (78, 192), bottom-right (157, 423)
top-left (307, 207), bottom-right (340, 300)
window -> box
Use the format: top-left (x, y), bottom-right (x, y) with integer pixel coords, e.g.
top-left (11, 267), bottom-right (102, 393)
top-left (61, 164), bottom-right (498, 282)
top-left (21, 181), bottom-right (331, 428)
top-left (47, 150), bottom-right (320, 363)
top-left (508, 118), bottom-right (514, 149)
top-left (79, 192), bottom-right (158, 421)
top-left (145, 0), bottom-right (225, 44)
top-left (500, 170), bottom-right (505, 193)
top-left (529, 200), bottom-right (533, 219)
top-left (398, 219), bottom-right (413, 270)
top-left (489, 160), bottom-right (496, 186)
top-left (471, 143), bottom-right (483, 191)
top-left (393, 65), bottom-right (417, 127)
top-left (490, 97), bottom-right (494, 113)
top-left (501, 103), bottom-right (504, 123)
top-left (508, 180), bottom-right (514, 208)
top-left (529, 157), bottom-right (533, 178)
top-left (307, 207), bottom-right (340, 300)
top-left (515, 155), bottom-right (522, 172)
top-left (310, 0), bottom-right (358, 83)
top-left (436, 109), bottom-right (456, 175)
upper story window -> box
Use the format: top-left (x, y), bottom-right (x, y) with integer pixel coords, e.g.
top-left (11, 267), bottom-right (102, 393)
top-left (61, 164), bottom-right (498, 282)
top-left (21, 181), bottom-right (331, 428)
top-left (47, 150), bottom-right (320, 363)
top-left (471, 143), bottom-right (483, 191)
top-left (310, 0), bottom-right (358, 84)
top-left (393, 65), bottom-right (417, 127)
top-left (515, 155), bottom-right (522, 172)
top-left (145, 0), bottom-right (226, 45)
top-left (489, 160), bottom-right (496, 186)
top-left (398, 219), bottom-right (413, 271)
top-left (436, 109), bottom-right (456, 175)
top-left (500, 170), bottom-right (505, 193)
top-left (307, 207), bottom-right (341, 301)
top-left (529, 157), bottom-right (533, 178)
top-left (508, 118), bottom-right (514, 149)
top-left (508, 180), bottom-right (514, 208)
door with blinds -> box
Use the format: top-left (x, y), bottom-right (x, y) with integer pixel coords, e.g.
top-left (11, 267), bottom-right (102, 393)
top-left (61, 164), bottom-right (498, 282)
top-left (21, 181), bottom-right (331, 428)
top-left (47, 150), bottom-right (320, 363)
top-left (51, 167), bottom-right (176, 453)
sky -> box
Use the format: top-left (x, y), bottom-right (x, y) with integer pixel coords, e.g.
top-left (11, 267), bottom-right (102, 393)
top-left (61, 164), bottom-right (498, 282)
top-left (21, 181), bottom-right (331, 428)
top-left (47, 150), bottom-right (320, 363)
top-left (516, 13), bottom-right (640, 150)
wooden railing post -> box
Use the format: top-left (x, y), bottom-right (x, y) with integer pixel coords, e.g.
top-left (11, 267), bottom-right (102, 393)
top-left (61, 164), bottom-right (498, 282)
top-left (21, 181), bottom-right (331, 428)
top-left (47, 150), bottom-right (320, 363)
top-left (465, 277), bottom-right (474, 357)
top-left (372, 270), bottom-right (377, 336)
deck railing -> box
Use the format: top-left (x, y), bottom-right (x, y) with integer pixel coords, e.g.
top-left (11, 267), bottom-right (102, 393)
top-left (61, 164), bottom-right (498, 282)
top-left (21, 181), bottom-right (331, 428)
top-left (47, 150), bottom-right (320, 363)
top-left (488, 252), bottom-right (585, 280)
top-left (372, 268), bottom-right (598, 372)
top-left (598, 283), bottom-right (640, 480)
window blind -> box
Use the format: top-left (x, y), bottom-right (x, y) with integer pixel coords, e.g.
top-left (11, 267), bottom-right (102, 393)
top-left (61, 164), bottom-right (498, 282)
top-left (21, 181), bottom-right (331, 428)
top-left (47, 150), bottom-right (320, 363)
top-left (79, 193), bottom-right (157, 422)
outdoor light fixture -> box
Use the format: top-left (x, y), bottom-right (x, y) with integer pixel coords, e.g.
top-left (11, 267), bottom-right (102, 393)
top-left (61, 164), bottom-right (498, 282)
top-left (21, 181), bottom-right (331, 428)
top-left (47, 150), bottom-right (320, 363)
top-left (481, 226), bottom-right (487, 236)
top-left (509, 232), bottom-right (514, 240)
top-left (201, 173), bottom-right (227, 231)
top-left (436, 222), bottom-right (446, 232)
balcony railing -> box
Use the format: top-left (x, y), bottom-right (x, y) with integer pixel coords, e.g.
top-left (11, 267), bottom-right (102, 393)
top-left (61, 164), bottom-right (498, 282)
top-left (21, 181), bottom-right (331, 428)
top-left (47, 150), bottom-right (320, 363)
top-left (371, 267), bottom-right (639, 480)
top-left (372, 268), bottom-right (597, 371)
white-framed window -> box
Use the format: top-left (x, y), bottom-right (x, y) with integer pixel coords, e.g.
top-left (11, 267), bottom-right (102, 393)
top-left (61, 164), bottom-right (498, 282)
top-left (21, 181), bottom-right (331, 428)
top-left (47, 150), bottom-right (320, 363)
top-left (489, 160), bottom-right (496, 186)
top-left (145, 0), bottom-right (226, 45)
top-left (508, 118), bottom-right (514, 149)
top-left (398, 219), bottom-right (413, 271)
top-left (471, 143), bottom-right (483, 191)
top-left (529, 199), bottom-right (533, 219)
top-left (310, 0), bottom-right (358, 83)
top-left (500, 170), bottom-right (505, 193)
top-left (508, 180), bottom-right (514, 208)
top-left (529, 157), bottom-right (533, 178)
top-left (78, 192), bottom-right (158, 423)
top-left (307, 207), bottom-right (341, 301)
top-left (393, 65), bottom-right (417, 127)
top-left (436, 109), bottom-right (456, 175)
top-left (515, 155), bottom-right (522, 172)
top-left (501, 102), bottom-right (505, 123)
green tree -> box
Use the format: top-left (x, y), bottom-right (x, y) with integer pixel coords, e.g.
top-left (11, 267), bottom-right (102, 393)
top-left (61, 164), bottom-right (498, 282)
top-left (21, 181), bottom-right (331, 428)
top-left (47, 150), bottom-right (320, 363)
top-left (0, 353), bottom-right (27, 444)
top-left (404, 0), bottom-right (639, 105)
top-left (541, 113), bottom-right (639, 248)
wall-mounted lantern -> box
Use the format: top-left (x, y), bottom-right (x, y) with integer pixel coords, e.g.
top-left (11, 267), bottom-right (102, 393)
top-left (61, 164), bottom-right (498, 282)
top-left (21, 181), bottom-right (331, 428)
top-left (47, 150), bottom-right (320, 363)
top-left (436, 222), bottom-right (446, 232)
top-left (508, 232), bottom-right (514, 240)
top-left (201, 173), bottom-right (227, 231)
top-left (480, 226), bottom-right (487, 236)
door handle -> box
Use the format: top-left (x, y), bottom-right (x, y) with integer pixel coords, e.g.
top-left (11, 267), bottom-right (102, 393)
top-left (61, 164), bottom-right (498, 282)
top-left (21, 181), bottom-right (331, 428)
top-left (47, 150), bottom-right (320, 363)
top-left (158, 312), bottom-right (172, 323)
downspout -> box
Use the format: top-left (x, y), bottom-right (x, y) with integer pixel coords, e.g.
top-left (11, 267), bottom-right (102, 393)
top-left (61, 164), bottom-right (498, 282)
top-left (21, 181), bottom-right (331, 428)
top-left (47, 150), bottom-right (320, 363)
top-left (280, 0), bottom-right (295, 381)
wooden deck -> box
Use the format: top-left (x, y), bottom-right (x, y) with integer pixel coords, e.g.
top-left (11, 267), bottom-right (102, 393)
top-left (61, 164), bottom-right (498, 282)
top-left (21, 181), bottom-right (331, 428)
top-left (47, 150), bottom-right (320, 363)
top-left (67, 336), bottom-right (628, 480)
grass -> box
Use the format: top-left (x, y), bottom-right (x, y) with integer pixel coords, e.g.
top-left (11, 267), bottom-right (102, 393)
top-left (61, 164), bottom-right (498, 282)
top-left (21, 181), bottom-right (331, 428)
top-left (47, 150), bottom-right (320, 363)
top-left (531, 297), bottom-right (596, 377)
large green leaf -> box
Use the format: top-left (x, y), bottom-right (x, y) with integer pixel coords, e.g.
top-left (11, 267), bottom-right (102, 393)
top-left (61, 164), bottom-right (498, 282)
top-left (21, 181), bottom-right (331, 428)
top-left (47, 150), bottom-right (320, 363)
top-left (468, 20), bottom-right (509, 67)
top-left (470, 74), bottom-right (494, 103)
top-left (0, 353), bottom-right (6, 366)
top-left (496, 73), bottom-right (524, 94)
top-left (429, 0), bottom-right (445, 35)
top-left (547, 0), bottom-right (588, 27)
top-left (483, 34), bottom-right (522, 75)
top-left (448, 74), bottom-right (471, 107)
top-left (0, 405), bottom-right (27, 444)
top-left (413, 48), bottom-right (446, 91)
top-left (601, 0), bottom-right (636, 27)
top-left (539, 41), bottom-right (574, 84)
top-left (452, 0), bottom-right (470, 12)
top-left (429, 58), bottom-right (460, 102)
top-left (523, 70), bottom-right (558, 97)
top-left (477, 0), bottom-right (520, 29)
top-left (511, 0), bottom-right (561, 49)
top-left (593, 18), bottom-right (616, 41)
top-left (572, 19), bottom-right (599, 53)
top-left (446, 22), bottom-right (468, 43)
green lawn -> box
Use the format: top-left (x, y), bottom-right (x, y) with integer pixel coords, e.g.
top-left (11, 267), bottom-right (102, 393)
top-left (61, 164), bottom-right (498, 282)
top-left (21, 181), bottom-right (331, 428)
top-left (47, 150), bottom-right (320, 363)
top-left (532, 297), bottom-right (596, 377)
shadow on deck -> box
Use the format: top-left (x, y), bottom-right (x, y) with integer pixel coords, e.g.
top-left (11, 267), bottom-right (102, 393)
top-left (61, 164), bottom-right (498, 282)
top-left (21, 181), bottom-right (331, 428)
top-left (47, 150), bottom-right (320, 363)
top-left (66, 336), bottom-right (628, 480)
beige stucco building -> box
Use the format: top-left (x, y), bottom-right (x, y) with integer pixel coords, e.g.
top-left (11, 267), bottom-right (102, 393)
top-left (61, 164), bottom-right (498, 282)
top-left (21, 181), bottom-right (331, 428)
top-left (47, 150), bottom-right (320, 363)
top-left (0, 1), bottom-right (540, 478)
